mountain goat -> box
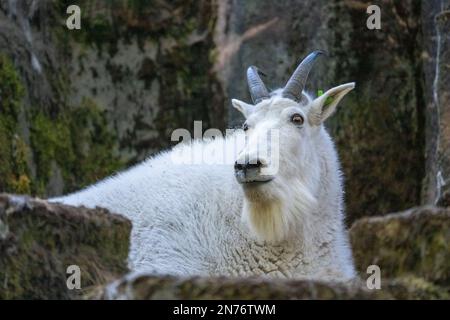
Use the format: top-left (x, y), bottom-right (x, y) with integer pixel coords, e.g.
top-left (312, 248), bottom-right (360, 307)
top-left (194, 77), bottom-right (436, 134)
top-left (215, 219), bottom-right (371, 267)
top-left (51, 51), bottom-right (356, 281)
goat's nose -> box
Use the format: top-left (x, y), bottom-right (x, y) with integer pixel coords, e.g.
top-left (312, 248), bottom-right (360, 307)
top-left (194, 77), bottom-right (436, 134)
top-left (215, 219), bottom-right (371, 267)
top-left (234, 159), bottom-right (263, 171)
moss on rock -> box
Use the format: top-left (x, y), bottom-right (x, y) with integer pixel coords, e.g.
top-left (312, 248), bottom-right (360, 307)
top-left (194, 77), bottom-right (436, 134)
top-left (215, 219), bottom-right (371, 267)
top-left (350, 206), bottom-right (450, 288)
top-left (0, 54), bottom-right (31, 195)
top-left (383, 276), bottom-right (450, 300)
top-left (0, 48), bottom-right (123, 198)
top-left (55, 0), bottom-right (225, 163)
top-left (100, 272), bottom-right (450, 300)
top-left (0, 194), bottom-right (131, 299)
top-left (101, 274), bottom-right (388, 300)
top-left (29, 98), bottom-right (123, 195)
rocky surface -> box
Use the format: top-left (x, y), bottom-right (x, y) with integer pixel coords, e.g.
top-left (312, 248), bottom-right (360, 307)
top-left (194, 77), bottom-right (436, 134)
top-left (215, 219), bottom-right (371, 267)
top-left (101, 274), bottom-right (385, 300)
top-left (436, 7), bottom-right (450, 206)
top-left (421, 1), bottom-right (450, 206)
top-left (0, 193), bottom-right (448, 299)
top-left (0, 193), bottom-right (131, 299)
top-left (350, 205), bottom-right (449, 296)
top-left (62, 0), bottom-right (226, 162)
top-left (0, 1), bottom-right (124, 197)
top-left (0, 0), bottom-right (223, 197)
top-left (100, 273), bottom-right (450, 300)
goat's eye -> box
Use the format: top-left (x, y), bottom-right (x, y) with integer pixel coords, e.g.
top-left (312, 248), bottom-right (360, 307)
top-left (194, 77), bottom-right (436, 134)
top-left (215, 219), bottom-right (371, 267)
top-left (291, 113), bottom-right (304, 125)
top-left (242, 123), bottom-right (249, 131)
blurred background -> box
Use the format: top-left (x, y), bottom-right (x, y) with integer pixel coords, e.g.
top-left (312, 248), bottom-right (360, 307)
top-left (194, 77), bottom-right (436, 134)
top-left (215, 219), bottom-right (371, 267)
top-left (0, 0), bottom-right (449, 225)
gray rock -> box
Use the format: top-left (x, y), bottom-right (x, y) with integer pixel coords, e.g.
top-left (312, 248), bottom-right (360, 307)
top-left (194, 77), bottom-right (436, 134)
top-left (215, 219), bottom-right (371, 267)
top-left (99, 272), bottom-right (449, 300)
top-left (0, 193), bottom-right (131, 299)
top-left (350, 206), bottom-right (450, 289)
top-left (101, 273), bottom-right (385, 300)
top-left (421, 1), bottom-right (450, 206)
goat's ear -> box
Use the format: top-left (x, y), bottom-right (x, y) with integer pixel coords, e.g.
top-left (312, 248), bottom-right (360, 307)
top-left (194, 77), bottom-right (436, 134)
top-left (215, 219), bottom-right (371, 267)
top-left (308, 82), bottom-right (355, 125)
top-left (232, 99), bottom-right (254, 118)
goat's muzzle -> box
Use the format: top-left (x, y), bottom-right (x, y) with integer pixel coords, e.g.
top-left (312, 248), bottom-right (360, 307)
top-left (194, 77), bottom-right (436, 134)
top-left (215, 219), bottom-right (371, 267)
top-left (234, 159), bottom-right (274, 184)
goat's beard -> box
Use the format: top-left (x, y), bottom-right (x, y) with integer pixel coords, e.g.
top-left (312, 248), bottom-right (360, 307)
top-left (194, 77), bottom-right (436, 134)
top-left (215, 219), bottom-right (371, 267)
top-left (241, 177), bottom-right (318, 243)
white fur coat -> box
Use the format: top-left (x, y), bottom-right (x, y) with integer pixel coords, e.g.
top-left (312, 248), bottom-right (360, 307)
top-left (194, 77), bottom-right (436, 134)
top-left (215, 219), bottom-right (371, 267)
top-left (51, 128), bottom-right (356, 282)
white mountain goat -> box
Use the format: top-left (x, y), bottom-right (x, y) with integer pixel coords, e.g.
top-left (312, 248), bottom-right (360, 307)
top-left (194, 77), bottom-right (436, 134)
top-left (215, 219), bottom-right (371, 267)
top-left (51, 51), bottom-right (356, 281)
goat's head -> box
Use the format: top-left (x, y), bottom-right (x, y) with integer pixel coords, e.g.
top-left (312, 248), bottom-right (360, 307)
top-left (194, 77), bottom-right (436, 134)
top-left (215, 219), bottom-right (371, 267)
top-left (232, 51), bottom-right (355, 242)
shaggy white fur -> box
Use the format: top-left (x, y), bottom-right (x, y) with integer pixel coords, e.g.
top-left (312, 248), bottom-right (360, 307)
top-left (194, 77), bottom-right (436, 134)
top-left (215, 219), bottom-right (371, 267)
top-left (50, 83), bottom-right (356, 281)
